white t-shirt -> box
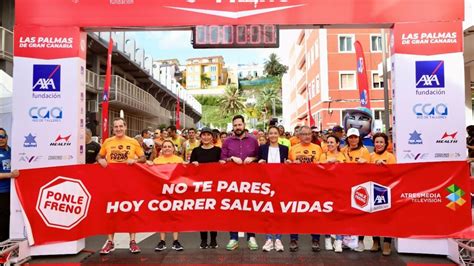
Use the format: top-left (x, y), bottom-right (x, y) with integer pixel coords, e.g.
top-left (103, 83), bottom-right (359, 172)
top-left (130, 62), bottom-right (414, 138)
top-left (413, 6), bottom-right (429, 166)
top-left (268, 146), bottom-right (280, 163)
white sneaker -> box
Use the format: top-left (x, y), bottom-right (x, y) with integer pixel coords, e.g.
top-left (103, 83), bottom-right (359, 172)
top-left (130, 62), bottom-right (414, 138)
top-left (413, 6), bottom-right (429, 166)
top-left (334, 240), bottom-right (343, 253)
top-left (354, 241), bottom-right (365, 252)
top-left (325, 237), bottom-right (333, 250)
top-left (274, 239), bottom-right (284, 252)
top-left (262, 239), bottom-right (274, 252)
top-left (248, 237), bottom-right (258, 251)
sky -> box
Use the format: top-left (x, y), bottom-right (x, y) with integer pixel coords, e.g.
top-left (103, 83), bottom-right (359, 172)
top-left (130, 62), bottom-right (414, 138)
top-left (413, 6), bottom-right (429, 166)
top-left (129, 29), bottom-right (299, 66)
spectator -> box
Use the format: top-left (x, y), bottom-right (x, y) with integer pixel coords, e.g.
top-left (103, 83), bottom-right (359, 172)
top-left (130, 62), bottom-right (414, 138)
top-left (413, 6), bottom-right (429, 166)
top-left (85, 128), bottom-right (101, 164)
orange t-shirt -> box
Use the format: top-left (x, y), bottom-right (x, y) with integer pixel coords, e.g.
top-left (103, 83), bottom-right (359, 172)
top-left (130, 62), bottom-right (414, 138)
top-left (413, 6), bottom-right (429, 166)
top-left (290, 136), bottom-right (300, 147)
top-left (370, 151), bottom-right (396, 164)
top-left (319, 151), bottom-right (346, 163)
top-left (342, 146), bottom-right (371, 163)
top-left (99, 136), bottom-right (144, 163)
top-left (289, 143), bottom-right (322, 163)
top-left (153, 155), bottom-right (184, 164)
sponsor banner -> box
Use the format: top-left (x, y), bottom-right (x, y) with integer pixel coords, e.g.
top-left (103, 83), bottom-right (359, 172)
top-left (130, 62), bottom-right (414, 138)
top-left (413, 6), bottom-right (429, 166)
top-left (12, 57), bottom-right (85, 169)
top-left (15, 162), bottom-right (472, 245)
top-left (15, 0), bottom-right (463, 28)
top-left (392, 21), bottom-right (463, 55)
top-left (14, 25), bottom-right (86, 60)
top-left (391, 50), bottom-right (466, 163)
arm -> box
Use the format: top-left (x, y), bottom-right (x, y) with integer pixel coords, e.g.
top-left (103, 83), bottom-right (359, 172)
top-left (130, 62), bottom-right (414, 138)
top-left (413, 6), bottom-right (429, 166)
top-left (0, 170), bottom-right (19, 179)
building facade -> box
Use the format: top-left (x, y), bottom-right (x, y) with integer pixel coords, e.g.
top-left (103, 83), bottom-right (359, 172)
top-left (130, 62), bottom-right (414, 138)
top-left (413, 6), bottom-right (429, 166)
top-left (186, 56), bottom-right (226, 89)
top-left (284, 28), bottom-right (389, 131)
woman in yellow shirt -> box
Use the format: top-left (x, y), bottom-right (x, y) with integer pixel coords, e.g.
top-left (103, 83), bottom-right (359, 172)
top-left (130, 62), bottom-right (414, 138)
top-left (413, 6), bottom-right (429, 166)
top-left (370, 132), bottom-right (396, 256)
top-left (343, 128), bottom-right (370, 253)
top-left (319, 134), bottom-right (345, 253)
top-left (150, 140), bottom-right (184, 251)
top-left (342, 128), bottom-right (370, 163)
top-left (319, 135), bottom-right (345, 163)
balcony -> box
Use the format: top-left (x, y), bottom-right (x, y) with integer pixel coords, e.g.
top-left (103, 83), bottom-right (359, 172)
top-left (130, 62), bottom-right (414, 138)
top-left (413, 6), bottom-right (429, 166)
top-left (86, 69), bottom-right (98, 93)
top-left (99, 75), bottom-right (166, 118)
top-left (0, 27), bottom-right (13, 62)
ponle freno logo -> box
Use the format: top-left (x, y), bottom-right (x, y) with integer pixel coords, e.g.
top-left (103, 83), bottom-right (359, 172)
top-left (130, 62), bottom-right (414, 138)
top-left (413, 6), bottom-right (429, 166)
top-left (351, 181), bottom-right (391, 213)
top-left (166, 0), bottom-right (305, 19)
top-left (36, 176), bottom-right (91, 230)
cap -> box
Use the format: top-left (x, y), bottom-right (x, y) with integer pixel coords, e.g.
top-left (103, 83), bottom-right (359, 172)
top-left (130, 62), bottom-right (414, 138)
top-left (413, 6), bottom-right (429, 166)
top-left (347, 128), bottom-right (360, 137)
top-left (311, 126), bottom-right (319, 133)
top-left (333, 125), bottom-right (343, 132)
top-left (200, 127), bottom-right (213, 135)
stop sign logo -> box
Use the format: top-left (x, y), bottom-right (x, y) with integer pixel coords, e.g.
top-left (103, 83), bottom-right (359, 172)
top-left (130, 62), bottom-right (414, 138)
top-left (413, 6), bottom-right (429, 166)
top-left (353, 186), bottom-right (369, 208)
top-left (36, 176), bottom-right (91, 230)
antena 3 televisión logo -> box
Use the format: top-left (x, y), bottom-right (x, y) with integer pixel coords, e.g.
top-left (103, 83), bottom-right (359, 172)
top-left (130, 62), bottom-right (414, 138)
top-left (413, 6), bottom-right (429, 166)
top-left (351, 181), bottom-right (391, 213)
top-left (36, 176), bottom-right (91, 230)
top-left (32, 64), bottom-right (61, 99)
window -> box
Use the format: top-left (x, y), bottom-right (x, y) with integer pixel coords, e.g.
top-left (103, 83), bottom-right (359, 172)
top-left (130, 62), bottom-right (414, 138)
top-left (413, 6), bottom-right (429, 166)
top-left (339, 72), bottom-right (356, 90)
top-left (338, 35), bottom-right (354, 52)
top-left (372, 72), bottom-right (384, 89)
top-left (374, 110), bottom-right (385, 120)
top-left (371, 35), bottom-right (382, 52)
top-left (210, 66), bottom-right (217, 72)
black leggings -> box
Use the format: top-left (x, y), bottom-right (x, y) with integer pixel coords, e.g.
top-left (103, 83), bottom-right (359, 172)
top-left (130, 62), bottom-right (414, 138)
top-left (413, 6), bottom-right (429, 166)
top-left (200, 231), bottom-right (217, 242)
top-left (0, 193), bottom-right (10, 242)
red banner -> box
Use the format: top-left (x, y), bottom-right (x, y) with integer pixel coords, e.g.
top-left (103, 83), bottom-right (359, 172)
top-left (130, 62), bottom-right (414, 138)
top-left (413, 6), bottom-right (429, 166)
top-left (354, 41), bottom-right (371, 109)
top-left (392, 21), bottom-right (463, 55)
top-left (15, 162), bottom-right (472, 245)
top-left (101, 36), bottom-right (113, 140)
top-left (15, 0), bottom-right (463, 28)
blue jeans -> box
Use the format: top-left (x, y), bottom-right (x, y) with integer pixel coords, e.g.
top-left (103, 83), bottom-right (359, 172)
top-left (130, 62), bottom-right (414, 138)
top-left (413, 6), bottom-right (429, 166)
top-left (325, 234), bottom-right (343, 240)
top-left (290, 234), bottom-right (320, 241)
top-left (266, 234), bottom-right (282, 240)
top-left (230, 232), bottom-right (255, 241)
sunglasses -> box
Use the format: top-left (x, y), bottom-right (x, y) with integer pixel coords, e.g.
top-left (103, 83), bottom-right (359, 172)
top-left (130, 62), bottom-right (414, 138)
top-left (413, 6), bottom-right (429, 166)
top-left (0, 135), bottom-right (7, 139)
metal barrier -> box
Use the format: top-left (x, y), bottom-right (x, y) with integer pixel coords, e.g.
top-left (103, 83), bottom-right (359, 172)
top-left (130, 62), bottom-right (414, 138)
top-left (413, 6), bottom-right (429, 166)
top-left (0, 240), bottom-right (30, 265)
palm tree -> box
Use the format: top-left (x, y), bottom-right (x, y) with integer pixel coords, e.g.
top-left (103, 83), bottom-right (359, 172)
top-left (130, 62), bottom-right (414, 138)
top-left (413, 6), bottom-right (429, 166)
top-left (201, 74), bottom-right (211, 89)
top-left (220, 85), bottom-right (245, 115)
top-left (264, 53), bottom-right (288, 77)
top-left (257, 87), bottom-right (282, 117)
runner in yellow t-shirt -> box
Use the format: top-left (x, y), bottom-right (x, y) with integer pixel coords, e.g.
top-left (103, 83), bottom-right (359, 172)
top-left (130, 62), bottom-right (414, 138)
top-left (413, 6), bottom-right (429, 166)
top-left (319, 135), bottom-right (345, 163)
top-left (97, 118), bottom-right (146, 255)
top-left (369, 132), bottom-right (396, 255)
top-left (182, 128), bottom-right (200, 162)
top-left (342, 128), bottom-right (370, 163)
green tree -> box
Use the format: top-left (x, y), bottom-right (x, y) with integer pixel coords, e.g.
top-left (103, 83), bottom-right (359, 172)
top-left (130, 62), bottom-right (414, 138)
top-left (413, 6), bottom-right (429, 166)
top-left (264, 53), bottom-right (288, 77)
top-left (201, 74), bottom-right (211, 89)
top-left (257, 87), bottom-right (282, 117)
top-left (220, 85), bottom-right (245, 116)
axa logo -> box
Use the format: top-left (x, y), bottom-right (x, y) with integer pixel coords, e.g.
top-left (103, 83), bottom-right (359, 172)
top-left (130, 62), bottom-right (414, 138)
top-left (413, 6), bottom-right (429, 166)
top-left (351, 181), bottom-right (391, 213)
top-left (436, 132), bottom-right (458, 144)
top-left (50, 134), bottom-right (72, 146)
top-left (415, 60), bottom-right (445, 89)
top-left (166, 0), bottom-right (304, 19)
top-left (32, 65), bottom-right (61, 92)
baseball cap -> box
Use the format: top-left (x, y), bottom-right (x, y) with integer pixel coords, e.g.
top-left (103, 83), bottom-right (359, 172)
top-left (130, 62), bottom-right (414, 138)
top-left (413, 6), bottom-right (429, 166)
top-left (347, 128), bottom-right (360, 137)
top-left (200, 127), bottom-right (212, 135)
top-left (311, 126), bottom-right (319, 133)
top-left (333, 125), bottom-right (343, 132)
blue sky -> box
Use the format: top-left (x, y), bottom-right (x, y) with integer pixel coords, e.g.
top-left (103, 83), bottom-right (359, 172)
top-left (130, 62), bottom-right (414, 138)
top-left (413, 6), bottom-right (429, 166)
top-left (129, 30), bottom-right (298, 66)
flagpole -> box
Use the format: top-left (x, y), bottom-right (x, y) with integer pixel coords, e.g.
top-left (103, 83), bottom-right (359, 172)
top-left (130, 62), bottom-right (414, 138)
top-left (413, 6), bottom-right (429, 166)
top-left (101, 34), bottom-right (113, 140)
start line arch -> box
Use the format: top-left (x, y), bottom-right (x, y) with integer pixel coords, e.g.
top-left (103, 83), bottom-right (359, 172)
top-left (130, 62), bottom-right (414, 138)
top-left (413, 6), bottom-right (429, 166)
top-left (11, 0), bottom-right (468, 257)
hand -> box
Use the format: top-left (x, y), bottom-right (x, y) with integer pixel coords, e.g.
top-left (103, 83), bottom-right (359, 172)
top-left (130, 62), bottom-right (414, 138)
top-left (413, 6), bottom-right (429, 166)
top-left (357, 158), bottom-right (367, 163)
top-left (192, 161), bottom-right (199, 166)
top-left (219, 160), bottom-right (226, 164)
top-left (327, 158), bottom-right (337, 163)
top-left (10, 170), bottom-right (19, 178)
top-left (285, 159), bottom-right (292, 164)
top-left (231, 157), bottom-right (243, 164)
top-left (243, 157), bottom-right (254, 164)
top-left (98, 158), bottom-right (108, 168)
top-left (294, 160), bottom-right (301, 164)
top-left (146, 160), bottom-right (154, 166)
top-left (258, 159), bottom-right (266, 164)
top-left (375, 160), bottom-right (385, 165)
top-left (126, 159), bottom-right (137, 165)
